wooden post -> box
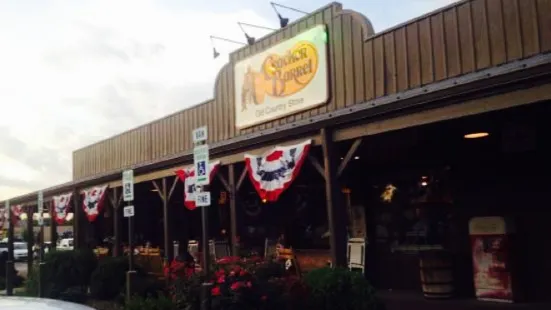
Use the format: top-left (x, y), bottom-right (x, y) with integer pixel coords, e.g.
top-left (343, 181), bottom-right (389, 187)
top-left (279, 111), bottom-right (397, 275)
top-left (109, 188), bottom-right (121, 257)
top-left (26, 204), bottom-right (34, 274)
top-left (228, 164), bottom-right (238, 256)
top-left (72, 189), bottom-right (81, 249)
top-left (153, 177), bottom-right (178, 263)
top-left (320, 128), bottom-right (348, 267)
top-left (49, 201), bottom-right (57, 249)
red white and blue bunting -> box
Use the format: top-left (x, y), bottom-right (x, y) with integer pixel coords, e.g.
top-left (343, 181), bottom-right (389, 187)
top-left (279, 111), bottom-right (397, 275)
top-left (53, 193), bottom-right (73, 225)
top-left (0, 206), bottom-right (7, 229)
top-left (175, 161), bottom-right (220, 211)
top-left (244, 140), bottom-right (311, 202)
top-left (11, 205), bottom-right (23, 225)
top-left (81, 185), bottom-right (108, 222)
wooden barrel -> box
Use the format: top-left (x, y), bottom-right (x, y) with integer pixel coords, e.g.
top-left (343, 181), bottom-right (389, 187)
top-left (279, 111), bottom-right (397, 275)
top-left (419, 251), bottom-right (455, 299)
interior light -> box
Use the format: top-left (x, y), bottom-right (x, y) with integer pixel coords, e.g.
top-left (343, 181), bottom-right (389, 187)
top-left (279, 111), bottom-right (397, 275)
top-left (354, 156), bottom-right (360, 160)
top-left (421, 181), bottom-right (428, 187)
top-left (262, 199), bottom-right (268, 204)
top-left (464, 132), bottom-right (489, 139)
top-left (151, 188), bottom-right (159, 192)
top-left (66, 213), bottom-right (74, 221)
top-left (19, 213), bottom-right (28, 220)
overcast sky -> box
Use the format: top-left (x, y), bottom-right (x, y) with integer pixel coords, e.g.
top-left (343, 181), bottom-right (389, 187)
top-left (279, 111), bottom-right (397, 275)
top-left (0, 0), bottom-right (458, 200)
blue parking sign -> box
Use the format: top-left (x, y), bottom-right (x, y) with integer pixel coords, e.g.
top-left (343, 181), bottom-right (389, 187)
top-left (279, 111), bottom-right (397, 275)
top-left (193, 144), bottom-right (209, 186)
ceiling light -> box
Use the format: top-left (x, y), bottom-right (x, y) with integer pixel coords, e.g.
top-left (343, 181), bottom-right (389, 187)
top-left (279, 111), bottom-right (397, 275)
top-left (464, 132), bottom-right (489, 139)
top-left (354, 156), bottom-right (360, 160)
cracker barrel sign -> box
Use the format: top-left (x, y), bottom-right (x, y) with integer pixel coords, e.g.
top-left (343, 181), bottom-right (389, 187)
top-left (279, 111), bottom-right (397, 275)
top-left (234, 24), bottom-right (329, 129)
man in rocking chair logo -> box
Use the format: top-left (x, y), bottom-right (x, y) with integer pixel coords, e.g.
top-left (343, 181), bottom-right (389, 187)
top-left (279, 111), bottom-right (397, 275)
top-left (234, 24), bottom-right (329, 129)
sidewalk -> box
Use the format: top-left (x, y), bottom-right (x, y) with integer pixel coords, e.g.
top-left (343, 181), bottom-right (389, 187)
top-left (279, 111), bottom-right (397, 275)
top-left (0, 287), bottom-right (26, 296)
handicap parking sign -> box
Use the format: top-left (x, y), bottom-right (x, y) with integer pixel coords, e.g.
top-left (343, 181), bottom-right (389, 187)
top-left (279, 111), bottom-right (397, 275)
top-left (193, 144), bottom-right (209, 186)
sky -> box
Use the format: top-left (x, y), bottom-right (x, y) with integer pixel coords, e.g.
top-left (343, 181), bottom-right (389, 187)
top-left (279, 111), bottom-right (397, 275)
top-left (0, 0), bottom-right (459, 201)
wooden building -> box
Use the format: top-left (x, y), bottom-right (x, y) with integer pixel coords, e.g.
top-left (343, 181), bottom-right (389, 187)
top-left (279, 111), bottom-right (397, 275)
top-left (2, 0), bottom-right (551, 306)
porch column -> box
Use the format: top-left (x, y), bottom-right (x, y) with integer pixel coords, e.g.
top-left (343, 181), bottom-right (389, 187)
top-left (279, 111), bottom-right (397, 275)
top-left (72, 188), bottom-right (81, 249)
top-left (49, 200), bottom-right (57, 249)
top-left (26, 204), bottom-right (34, 273)
top-left (228, 164), bottom-right (238, 256)
top-left (109, 187), bottom-right (122, 257)
top-left (153, 176), bottom-right (179, 262)
top-left (320, 128), bottom-right (348, 267)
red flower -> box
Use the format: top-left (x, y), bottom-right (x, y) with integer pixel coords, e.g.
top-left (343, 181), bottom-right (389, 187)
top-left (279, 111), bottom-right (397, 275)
top-left (246, 281), bottom-right (252, 288)
top-left (233, 266), bottom-right (242, 273)
top-left (215, 269), bottom-right (225, 277)
top-left (217, 275), bottom-right (226, 284)
top-left (211, 286), bottom-right (221, 296)
top-left (229, 270), bottom-right (236, 276)
top-left (239, 270), bottom-right (248, 277)
top-left (261, 295), bottom-right (267, 301)
top-left (230, 281), bottom-right (244, 291)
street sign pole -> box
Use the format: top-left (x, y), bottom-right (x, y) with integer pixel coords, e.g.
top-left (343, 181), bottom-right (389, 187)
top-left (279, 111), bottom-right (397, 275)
top-left (122, 169), bottom-right (136, 303)
top-left (193, 126), bottom-right (212, 310)
top-left (5, 200), bottom-right (14, 296)
top-left (37, 191), bottom-right (46, 298)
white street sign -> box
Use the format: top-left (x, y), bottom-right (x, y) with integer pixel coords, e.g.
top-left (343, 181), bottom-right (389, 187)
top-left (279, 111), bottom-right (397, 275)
top-left (195, 191), bottom-right (211, 207)
top-left (122, 169), bottom-right (134, 202)
top-left (192, 126), bottom-right (208, 143)
top-left (123, 205), bottom-right (135, 217)
top-left (38, 190), bottom-right (44, 213)
top-left (193, 144), bottom-right (210, 186)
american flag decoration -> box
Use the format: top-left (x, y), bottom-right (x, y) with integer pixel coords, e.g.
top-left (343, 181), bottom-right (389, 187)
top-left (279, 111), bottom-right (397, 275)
top-left (81, 185), bottom-right (108, 222)
top-left (244, 140), bottom-right (311, 202)
top-left (175, 161), bottom-right (220, 210)
top-left (53, 192), bottom-right (73, 225)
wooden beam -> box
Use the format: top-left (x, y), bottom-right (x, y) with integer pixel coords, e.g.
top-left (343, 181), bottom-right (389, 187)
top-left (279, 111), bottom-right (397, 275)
top-left (217, 173), bottom-right (231, 192)
top-left (334, 83), bottom-right (551, 142)
top-left (161, 177), bottom-right (172, 263)
top-left (236, 167), bottom-right (248, 191)
top-left (72, 189), bottom-right (82, 249)
top-left (26, 205), bottom-right (34, 273)
top-left (337, 138), bottom-right (362, 177)
top-left (49, 201), bottom-right (57, 250)
top-left (152, 180), bottom-right (165, 202)
top-left (308, 155), bottom-right (325, 179)
top-left (110, 188), bottom-right (121, 257)
top-left (320, 128), bottom-right (347, 267)
top-left (167, 176), bottom-right (179, 201)
top-left (107, 135), bottom-right (320, 188)
top-left (228, 164), bottom-right (238, 256)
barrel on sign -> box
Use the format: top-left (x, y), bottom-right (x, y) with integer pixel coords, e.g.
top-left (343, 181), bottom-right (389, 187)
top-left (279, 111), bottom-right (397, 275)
top-left (419, 250), bottom-right (455, 299)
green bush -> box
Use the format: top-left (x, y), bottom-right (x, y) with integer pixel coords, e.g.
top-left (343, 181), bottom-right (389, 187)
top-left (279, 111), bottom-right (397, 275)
top-left (304, 267), bottom-right (384, 310)
top-left (90, 256), bottom-right (163, 301)
top-left (125, 294), bottom-right (176, 310)
top-left (25, 249), bottom-right (98, 298)
top-left (90, 257), bottom-right (129, 300)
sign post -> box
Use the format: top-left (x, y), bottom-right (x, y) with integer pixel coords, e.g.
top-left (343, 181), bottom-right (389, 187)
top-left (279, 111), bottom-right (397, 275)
top-left (193, 126), bottom-right (212, 310)
top-left (122, 169), bottom-right (136, 303)
top-left (5, 200), bottom-right (14, 296)
top-left (37, 190), bottom-right (46, 297)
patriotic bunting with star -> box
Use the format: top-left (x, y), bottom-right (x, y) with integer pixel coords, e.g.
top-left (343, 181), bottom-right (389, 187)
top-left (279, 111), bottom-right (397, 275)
top-left (175, 161), bottom-right (220, 210)
top-left (53, 192), bottom-right (73, 224)
top-left (81, 185), bottom-right (108, 222)
top-left (244, 140), bottom-right (311, 202)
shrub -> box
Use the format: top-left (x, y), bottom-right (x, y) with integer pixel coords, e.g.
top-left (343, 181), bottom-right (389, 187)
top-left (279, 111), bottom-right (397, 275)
top-left (25, 249), bottom-right (98, 298)
top-left (304, 267), bottom-right (384, 310)
top-left (124, 294), bottom-right (176, 310)
top-left (90, 257), bottom-right (129, 300)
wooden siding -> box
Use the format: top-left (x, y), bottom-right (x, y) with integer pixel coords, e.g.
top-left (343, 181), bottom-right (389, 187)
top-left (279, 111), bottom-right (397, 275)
top-left (72, 0), bottom-right (551, 180)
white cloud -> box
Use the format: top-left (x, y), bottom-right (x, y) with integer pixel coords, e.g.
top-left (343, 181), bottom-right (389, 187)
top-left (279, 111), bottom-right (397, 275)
top-left (0, 0), bottom-right (460, 200)
top-left (0, 0), bottom-right (273, 200)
